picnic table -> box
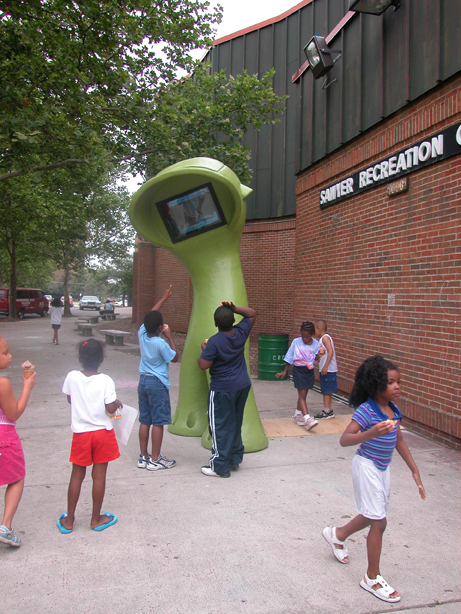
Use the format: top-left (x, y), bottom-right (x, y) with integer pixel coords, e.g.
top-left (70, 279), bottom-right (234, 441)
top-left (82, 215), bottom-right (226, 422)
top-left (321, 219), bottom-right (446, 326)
top-left (99, 329), bottom-right (130, 346)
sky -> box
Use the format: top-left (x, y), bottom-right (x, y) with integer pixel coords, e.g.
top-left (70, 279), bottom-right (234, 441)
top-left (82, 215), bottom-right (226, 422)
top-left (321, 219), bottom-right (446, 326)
top-left (211, 0), bottom-right (300, 39)
top-left (124, 0), bottom-right (299, 193)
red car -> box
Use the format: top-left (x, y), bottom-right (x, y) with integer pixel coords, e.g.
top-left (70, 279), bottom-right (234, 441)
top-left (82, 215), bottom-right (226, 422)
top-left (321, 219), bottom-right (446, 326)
top-left (0, 287), bottom-right (49, 319)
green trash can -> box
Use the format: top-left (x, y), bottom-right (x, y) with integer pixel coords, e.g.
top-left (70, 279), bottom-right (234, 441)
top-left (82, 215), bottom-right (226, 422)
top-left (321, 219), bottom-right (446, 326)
top-left (258, 334), bottom-right (289, 380)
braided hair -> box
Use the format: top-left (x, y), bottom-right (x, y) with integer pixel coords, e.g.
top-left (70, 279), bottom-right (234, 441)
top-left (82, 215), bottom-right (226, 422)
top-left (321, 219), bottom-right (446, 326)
top-left (349, 355), bottom-right (399, 408)
top-left (300, 321), bottom-right (315, 335)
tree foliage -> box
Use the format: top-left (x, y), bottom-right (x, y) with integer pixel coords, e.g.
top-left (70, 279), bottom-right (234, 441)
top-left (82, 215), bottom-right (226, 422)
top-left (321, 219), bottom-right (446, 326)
top-left (136, 66), bottom-right (287, 184)
top-left (0, 0), bottom-right (222, 181)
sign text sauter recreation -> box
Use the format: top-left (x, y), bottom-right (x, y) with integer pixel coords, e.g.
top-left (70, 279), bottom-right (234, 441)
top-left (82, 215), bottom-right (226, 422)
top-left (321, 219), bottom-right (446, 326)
top-left (319, 122), bottom-right (461, 209)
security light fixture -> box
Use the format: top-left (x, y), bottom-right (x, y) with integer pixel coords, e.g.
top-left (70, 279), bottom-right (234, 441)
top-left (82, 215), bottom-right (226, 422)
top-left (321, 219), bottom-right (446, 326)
top-left (304, 35), bottom-right (340, 80)
top-left (348, 0), bottom-right (401, 15)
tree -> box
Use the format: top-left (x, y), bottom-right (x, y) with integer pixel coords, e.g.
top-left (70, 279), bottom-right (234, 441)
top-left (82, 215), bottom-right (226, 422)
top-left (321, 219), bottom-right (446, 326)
top-left (0, 174), bottom-right (52, 316)
top-left (0, 0), bottom-right (222, 182)
top-left (41, 175), bottom-right (135, 315)
top-left (133, 66), bottom-right (287, 184)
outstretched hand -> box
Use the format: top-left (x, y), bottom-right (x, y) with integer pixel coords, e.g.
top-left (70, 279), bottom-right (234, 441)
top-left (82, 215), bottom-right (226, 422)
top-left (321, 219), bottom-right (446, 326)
top-left (163, 285), bottom-right (173, 299)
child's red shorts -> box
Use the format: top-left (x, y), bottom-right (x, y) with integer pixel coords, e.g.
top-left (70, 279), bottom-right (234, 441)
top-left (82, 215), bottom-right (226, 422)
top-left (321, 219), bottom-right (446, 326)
top-left (69, 429), bottom-right (120, 466)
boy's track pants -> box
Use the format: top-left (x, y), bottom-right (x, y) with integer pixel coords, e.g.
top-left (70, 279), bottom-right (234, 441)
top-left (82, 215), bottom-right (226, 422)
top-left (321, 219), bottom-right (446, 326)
top-left (207, 385), bottom-right (251, 475)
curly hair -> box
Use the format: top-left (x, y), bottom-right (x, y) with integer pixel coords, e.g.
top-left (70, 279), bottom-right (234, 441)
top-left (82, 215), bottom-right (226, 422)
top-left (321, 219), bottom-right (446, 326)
top-left (300, 321), bottom-right (315, 335)
top-left (349, 355), bottom-right (399, 408)
top-left (78, 338), bottom-right (104, 370)
top-left (214, 305), bottom-right (235, 331)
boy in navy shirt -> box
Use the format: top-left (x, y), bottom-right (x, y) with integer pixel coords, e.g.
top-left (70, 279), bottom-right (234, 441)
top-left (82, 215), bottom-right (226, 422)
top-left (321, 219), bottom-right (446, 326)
top-left (198, 301), bottom-right (257, 478)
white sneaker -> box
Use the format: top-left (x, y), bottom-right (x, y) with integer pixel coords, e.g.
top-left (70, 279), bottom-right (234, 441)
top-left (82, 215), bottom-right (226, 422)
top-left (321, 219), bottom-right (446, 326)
top-left (305, 417), bottom-right (318, 431)
top-left (201, 466), bottom-right (230, 478)
top-left (137, 454), bottom-right (151, 469)
top-left (147, 454), bottom-right (176, 470)
top-left (293, 413), bottom-right (305, 426)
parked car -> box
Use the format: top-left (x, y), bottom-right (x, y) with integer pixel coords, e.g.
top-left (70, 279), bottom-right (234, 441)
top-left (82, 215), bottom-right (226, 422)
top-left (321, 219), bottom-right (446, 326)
top-left (0, 287), bottom-right (49, 319)
top-left (79, 295), bottom-right (101, 310)
top-left (45, 294), bottom-right (52, 303)
top-left (61, 295), bottom-right (74, 307)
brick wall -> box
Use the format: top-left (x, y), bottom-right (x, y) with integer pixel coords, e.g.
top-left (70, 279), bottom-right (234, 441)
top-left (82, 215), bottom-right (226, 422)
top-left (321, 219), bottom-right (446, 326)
top-left (295, 75), bottom-right (461, 449)
top-left (132, 219), bottom-right (296, 340)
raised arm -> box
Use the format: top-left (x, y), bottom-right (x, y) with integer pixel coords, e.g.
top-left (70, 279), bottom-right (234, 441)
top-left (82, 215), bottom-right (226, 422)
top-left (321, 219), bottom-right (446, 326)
top-left (152, 285), bottom-right (173, 311)
top-left (161, 324), bottom-right (178, 363)
top-left (0, 373), bottom-right (36, 422)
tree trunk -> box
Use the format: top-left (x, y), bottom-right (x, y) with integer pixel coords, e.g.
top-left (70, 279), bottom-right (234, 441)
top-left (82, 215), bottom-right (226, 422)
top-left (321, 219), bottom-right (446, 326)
top-left (63, 267), bottom-right (71, 316)
top-left (8, 238), bottom-right (17, 319)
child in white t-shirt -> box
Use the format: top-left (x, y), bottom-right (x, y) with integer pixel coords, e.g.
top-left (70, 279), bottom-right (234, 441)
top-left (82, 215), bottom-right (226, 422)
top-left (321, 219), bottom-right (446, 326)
top-left (57, 339), bottom-right (122, 534)
top-left (276, 321), bottom-right (321, 431)
top-left (49, 297), bottom-right (63, 345)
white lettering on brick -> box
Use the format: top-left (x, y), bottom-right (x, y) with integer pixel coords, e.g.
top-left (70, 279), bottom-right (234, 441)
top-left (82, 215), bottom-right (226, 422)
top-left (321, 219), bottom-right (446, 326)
top-left (431, 134), bottom-right (443, 157)
top-left (419, 141), bottom-right (431, 162)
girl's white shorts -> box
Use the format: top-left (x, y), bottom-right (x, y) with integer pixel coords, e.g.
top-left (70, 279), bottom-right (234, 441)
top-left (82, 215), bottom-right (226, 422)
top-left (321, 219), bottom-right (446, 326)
top-left (352, 454), bottom-right (390, 520)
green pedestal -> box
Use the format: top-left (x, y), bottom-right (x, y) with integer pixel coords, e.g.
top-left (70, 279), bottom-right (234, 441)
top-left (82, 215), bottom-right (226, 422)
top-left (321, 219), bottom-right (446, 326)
top-left (129, 158), bottom-right (268, 452)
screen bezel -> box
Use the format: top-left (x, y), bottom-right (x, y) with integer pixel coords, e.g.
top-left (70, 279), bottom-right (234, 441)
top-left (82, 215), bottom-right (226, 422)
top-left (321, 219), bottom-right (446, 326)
top-left (155, 182), bottom-right (227, 244)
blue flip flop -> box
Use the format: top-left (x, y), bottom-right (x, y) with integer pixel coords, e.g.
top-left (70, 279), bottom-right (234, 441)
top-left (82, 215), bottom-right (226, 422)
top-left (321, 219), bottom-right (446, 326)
top-left (57, 513), bottom-right (72, 534)
top-left (93, 512), bottom-right (117, 532)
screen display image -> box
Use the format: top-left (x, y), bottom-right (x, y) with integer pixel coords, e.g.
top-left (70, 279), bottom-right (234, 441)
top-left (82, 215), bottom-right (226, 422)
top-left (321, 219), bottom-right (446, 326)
top-left (156, 183), bottom-right (227, 243)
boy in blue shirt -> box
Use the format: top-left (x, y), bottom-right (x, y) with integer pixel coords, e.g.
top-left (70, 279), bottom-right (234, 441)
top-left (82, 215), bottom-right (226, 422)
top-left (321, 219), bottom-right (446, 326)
top-left (198, 301), bottom-right (257, 478)
top-left (137, 285), bottom-right (178, 471)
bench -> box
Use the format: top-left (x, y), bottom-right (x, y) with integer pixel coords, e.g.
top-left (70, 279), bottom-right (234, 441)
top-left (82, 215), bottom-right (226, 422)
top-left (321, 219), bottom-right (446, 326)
top-left (99, 311), bottom-right (118, 321)
top-left (99, 330), bottom-right (131, 346)
top-left (75, 323), bottom-right (98, 336)
top-left (77, 315), bottom-right (99, 324)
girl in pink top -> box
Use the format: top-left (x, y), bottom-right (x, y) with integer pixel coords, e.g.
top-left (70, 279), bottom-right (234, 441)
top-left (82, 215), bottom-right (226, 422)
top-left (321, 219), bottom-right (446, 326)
top-left (0, 335), bottom-right (36, 547)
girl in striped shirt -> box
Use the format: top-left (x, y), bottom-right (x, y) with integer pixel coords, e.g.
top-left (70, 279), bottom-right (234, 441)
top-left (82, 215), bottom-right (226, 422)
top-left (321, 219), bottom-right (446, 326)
top-left (322, 355), bottom-right (425, 604)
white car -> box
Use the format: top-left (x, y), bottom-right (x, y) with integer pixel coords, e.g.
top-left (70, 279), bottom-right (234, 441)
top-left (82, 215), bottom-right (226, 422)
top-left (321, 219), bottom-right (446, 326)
top-left (79, 295), bottom-right (101, 310)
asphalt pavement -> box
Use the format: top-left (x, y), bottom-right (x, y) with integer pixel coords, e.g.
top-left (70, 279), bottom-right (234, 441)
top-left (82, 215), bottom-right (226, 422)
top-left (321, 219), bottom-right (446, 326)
top-left (0, 312), bottom-right (460, 614)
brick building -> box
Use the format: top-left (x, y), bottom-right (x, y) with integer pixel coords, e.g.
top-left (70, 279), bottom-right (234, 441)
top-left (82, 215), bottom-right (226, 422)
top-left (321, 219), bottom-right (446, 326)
top-left (132, 0), bottom-right (461, 449)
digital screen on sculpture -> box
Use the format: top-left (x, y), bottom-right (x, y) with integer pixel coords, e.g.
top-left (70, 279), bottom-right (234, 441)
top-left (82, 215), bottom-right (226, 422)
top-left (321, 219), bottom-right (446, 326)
top-left (156, 183), bottom-right (227, 243)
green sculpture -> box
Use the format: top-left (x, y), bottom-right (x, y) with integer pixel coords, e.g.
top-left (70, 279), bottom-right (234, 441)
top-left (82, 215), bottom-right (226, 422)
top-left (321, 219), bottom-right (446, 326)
top-left (129, 157), bottom-right (268, 452)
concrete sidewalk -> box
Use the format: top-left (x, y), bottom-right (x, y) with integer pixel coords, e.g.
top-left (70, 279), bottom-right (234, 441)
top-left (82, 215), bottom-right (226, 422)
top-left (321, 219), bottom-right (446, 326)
top-left (0, 315), bottom-right (460, 614)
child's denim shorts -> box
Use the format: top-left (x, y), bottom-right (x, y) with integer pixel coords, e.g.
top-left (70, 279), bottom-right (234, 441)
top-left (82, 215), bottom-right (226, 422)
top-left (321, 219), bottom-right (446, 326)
top-left (320, 371), bottom-right (338, 394)
top-left (138, 374), bottom-right (172, 426)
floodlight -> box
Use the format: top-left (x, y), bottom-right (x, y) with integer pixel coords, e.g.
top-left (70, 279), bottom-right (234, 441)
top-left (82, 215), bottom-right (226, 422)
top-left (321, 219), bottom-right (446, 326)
top-left (348, 0), bottom-right (401, 15)
top-left (304, 35), bottom-right (336, 80)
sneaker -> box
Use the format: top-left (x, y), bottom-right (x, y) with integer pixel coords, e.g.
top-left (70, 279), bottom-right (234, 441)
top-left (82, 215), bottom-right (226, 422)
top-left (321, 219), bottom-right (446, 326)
top-left (315, 410), bottom-right (335, 420)
top-left (201, 466), bottom-right (231, 478)
top-left (147, 454), bottom-right (176, 471)
top-left (137, 454), bottom-right (151, 469)
top-left (0, 525), bottom-right (21, 547)
top-left (230, 463), bottom-right (240, 471)
top-left (305, 416), bottom-right (319, 431)
top-left (293, 413), bottom-right (305, 426)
